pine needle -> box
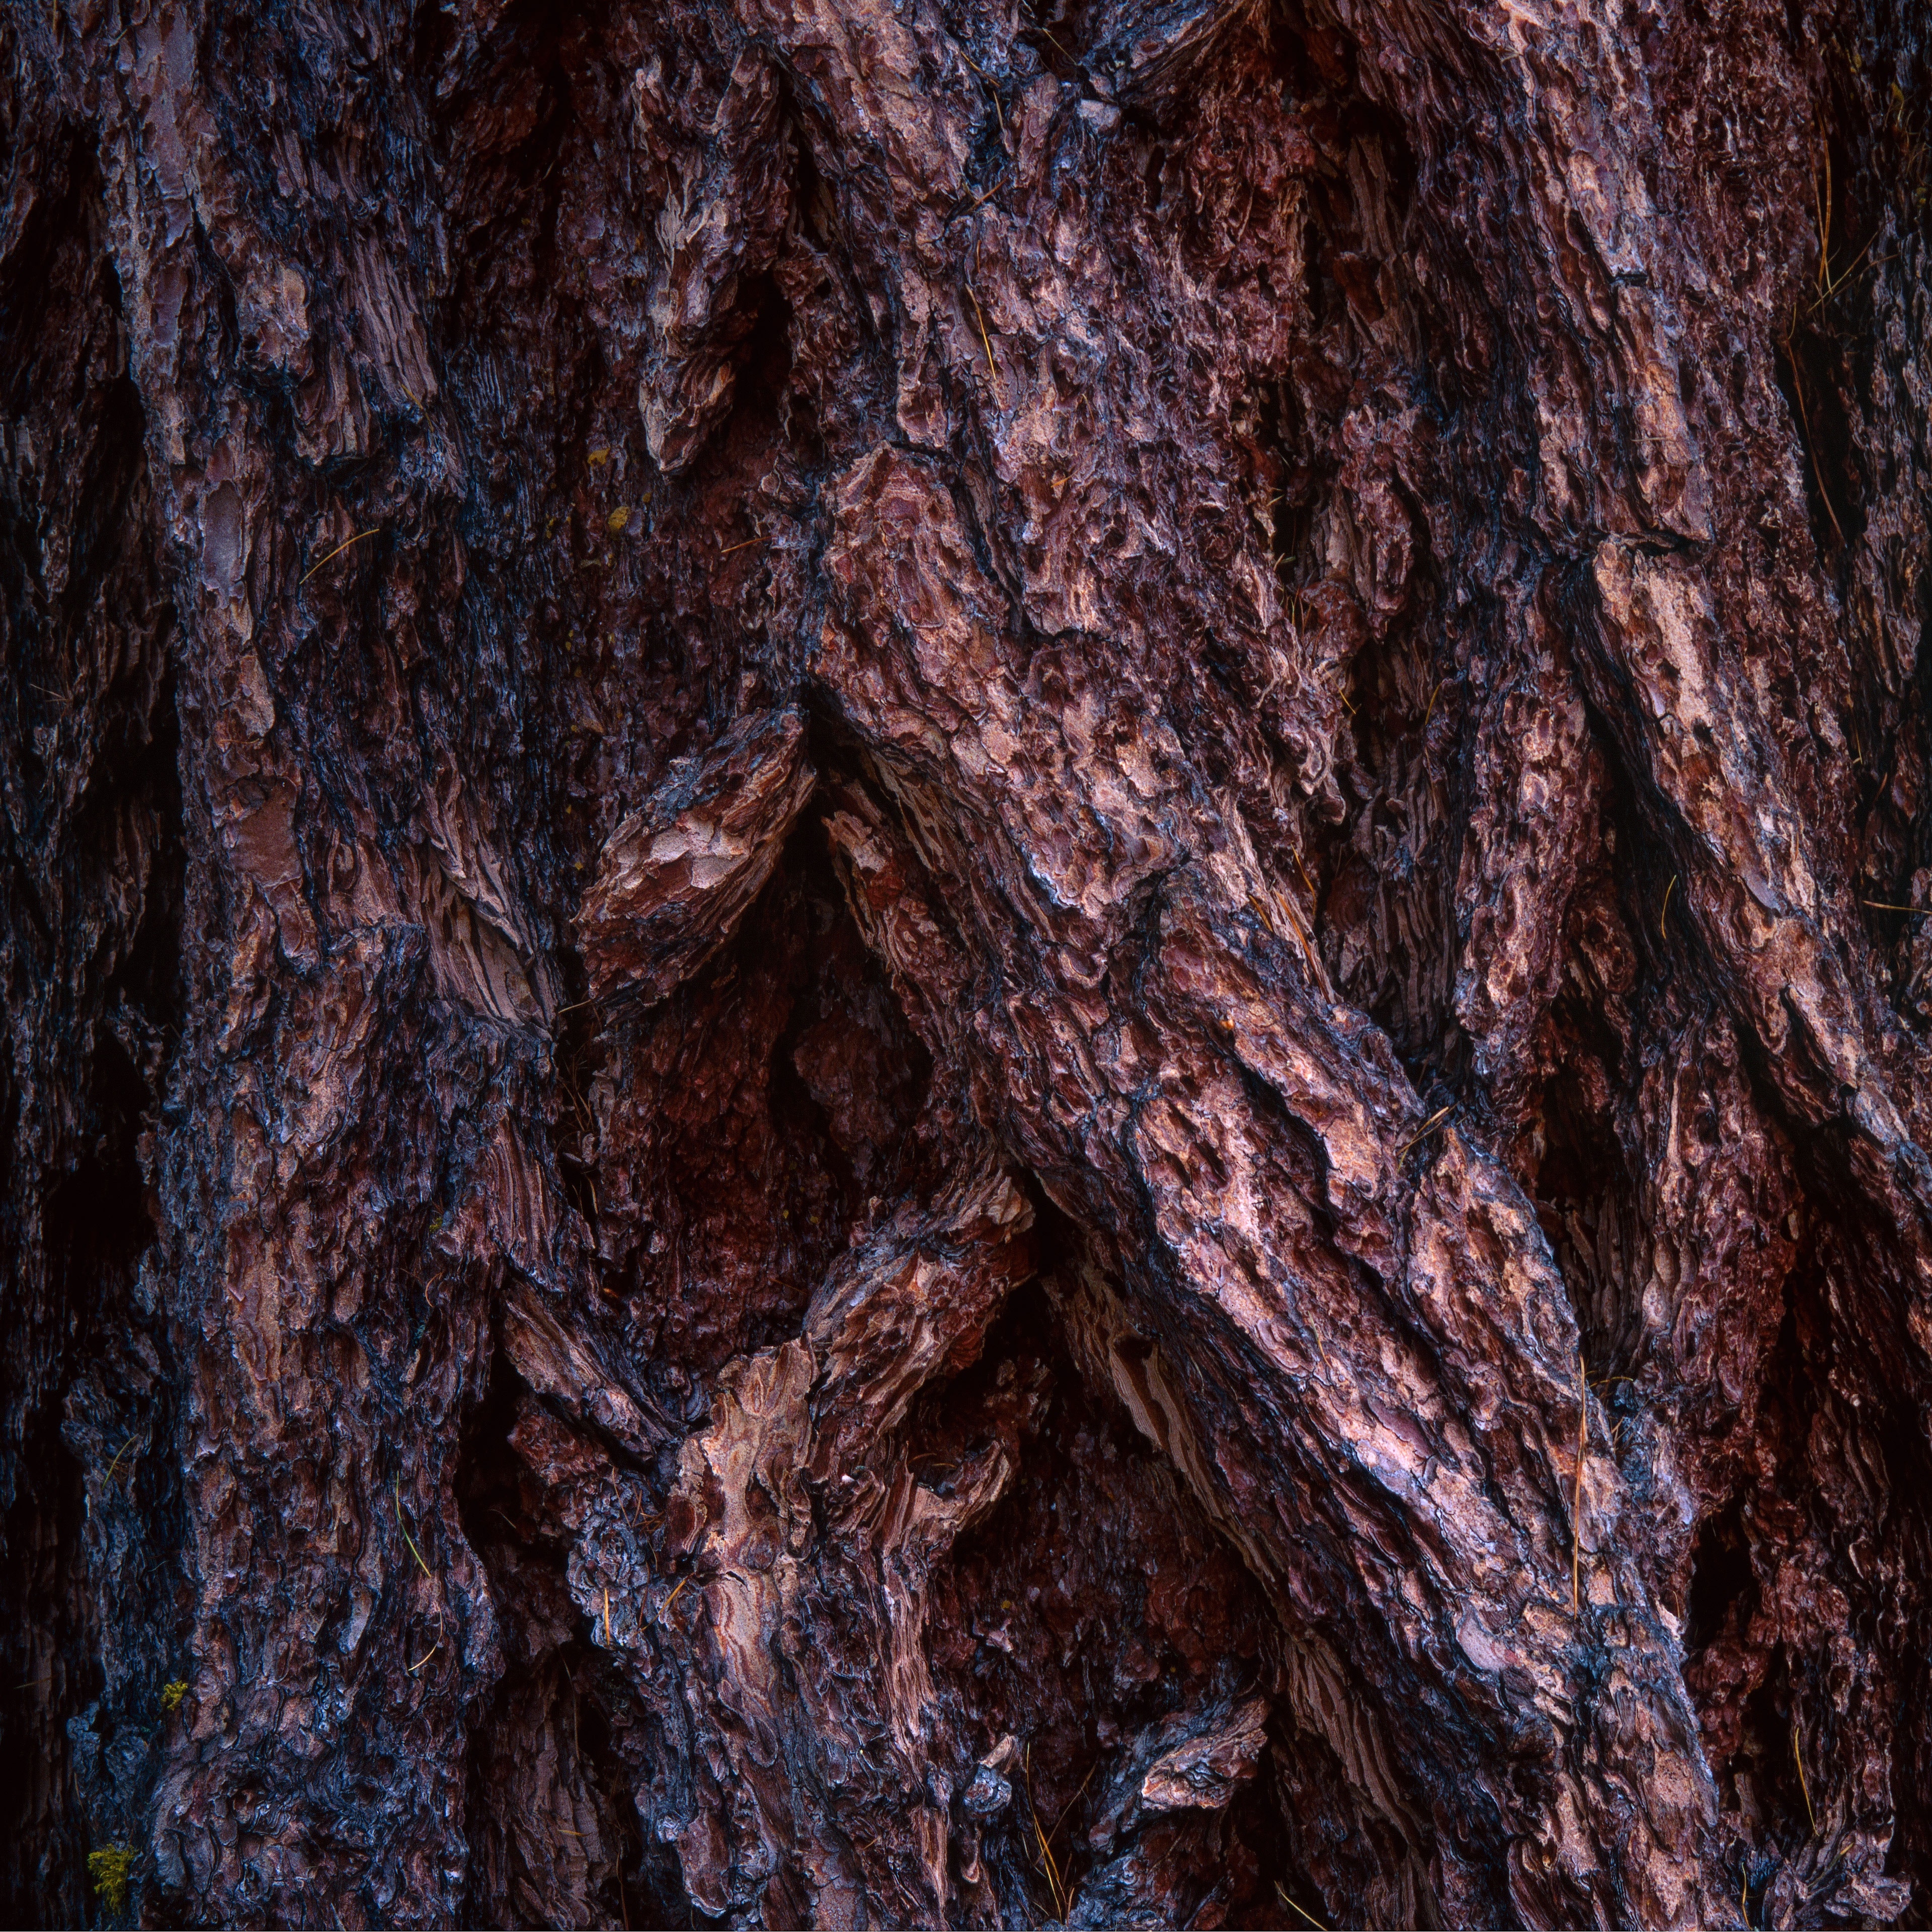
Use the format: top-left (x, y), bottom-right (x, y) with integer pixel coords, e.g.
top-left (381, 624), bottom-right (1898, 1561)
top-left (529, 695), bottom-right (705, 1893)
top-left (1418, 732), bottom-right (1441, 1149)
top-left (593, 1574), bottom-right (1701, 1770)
top-left (1571, 1353), bottom-right (1587, 1613)
top-left (406, 1643), bottom-right (439, 1675)
top-left (1398, 1104), bottom-right (1453, 1158)
top-left (1047, 1757), bottom-right (1099, 1845)
top-left (1784, 353), bottom-right (1846, 547)
top-left (1793, 1717), bottom-right (1816, 1832)
top-left (1811, 230), bottom-right (1879, 305)
top-left (395, 1477), bottom-right (432, 1579)
top-left (951, 179), bottom-right (1007, 218)
top-left (300, 529), bottom-right (379, 583)
top-left (1274, 892), bottom-right (1323, 981)
top-left (956, 46), bottom-right (1006, 133)
top-left (104, 1429), bottom-right (141, 1483)
top-left (1032, 1810), bottom-right (1065, 1919)
top-left (1276, 1882), bottom-right (1327, 1930)
top-left (965, 284), bottom-right (1003, 402)
top-left (1024, 1746), bottom-right (1067, 1921)
top-left (1865, 900), bottom-right (1930, 915)
top-left (1659, 874), bottom-right (1676, 940)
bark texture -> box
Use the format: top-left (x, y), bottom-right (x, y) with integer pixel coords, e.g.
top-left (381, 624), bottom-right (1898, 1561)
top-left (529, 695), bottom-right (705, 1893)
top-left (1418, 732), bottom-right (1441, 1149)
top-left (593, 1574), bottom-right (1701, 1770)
top-left (5, 0), bottom-right (1932, 1924)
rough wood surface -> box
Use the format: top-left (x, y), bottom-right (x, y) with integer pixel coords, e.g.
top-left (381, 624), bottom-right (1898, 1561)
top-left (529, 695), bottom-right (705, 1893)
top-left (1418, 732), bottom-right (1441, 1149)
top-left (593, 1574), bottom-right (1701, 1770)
top-left (4, 0), bottom-right (1932, 1923)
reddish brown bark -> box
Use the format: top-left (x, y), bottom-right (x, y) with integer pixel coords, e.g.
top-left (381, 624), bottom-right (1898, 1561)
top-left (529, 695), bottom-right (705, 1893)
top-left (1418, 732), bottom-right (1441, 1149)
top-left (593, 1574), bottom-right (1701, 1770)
top-left (4, 0), bottom-right (1932, 1924)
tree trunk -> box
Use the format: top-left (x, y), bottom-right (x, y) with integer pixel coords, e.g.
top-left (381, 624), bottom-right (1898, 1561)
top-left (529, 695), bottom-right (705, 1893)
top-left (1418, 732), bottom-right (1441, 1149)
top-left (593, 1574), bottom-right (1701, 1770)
top-left (5, 0), bottom-right (1931, 1923)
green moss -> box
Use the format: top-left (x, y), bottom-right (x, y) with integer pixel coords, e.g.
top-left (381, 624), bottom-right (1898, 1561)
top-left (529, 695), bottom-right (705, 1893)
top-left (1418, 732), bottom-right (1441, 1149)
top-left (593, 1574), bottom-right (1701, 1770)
top-left (87, 1845), bottom-right (135, 1915)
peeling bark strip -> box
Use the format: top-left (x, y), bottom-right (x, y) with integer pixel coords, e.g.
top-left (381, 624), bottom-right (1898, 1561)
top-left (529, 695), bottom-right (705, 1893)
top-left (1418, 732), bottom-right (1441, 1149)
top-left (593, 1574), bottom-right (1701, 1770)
top-left (4, 0), bottom-right (1932, 1926)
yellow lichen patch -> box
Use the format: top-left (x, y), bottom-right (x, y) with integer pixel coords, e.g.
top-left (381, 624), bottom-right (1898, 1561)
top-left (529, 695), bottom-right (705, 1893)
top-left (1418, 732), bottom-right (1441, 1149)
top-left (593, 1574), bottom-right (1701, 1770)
top-left (606, 506), bottom-right (631, 535)
top-left (159, 1679), bottom-right (188, 1713)
top-left (88, 1846), bottom-right (135, 1914)
top-left (586, 447), bottom-right (611, 467)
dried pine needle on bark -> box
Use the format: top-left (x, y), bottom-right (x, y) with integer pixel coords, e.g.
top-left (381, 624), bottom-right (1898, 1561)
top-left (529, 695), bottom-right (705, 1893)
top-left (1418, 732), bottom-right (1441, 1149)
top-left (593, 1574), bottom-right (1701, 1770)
top-left (103, 1429), bottom-right (141, 1483)
top-left (1398, 1104), bottom-right (1454, 1158)
top-left (1273, 891), bottom-right (1323, 980)
top-left (394, 1477), bottom-right (432, 1579)
top-left (1572, 1353), bottom-right (1588, 1613)
top-left (1024, 1746), bottom-right (1068, 1921)
top-left (1276, 1882), bottom-right (1328, 1930)
top-left (964, 283), bottom-right (1003, 401)
top-left (299, 528), bottom-right (379, 583)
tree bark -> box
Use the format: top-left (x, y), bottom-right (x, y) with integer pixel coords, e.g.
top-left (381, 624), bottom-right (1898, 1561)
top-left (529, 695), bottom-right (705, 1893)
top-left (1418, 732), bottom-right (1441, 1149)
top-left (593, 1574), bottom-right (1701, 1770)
top-left (4, 0), bottom-right (1932, 1923)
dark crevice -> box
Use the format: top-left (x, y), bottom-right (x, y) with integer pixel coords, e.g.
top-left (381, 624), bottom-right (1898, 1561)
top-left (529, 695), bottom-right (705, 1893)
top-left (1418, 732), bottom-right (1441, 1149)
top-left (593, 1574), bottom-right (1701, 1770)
top-left (1773, 312), bottom-right (1866, 571)
top-left (0, 111), bottom-right (186, 1922)
top-left (921, 1277), bottom-right (1298, 1927)
top-left (1686, 1499), bottom-right (1759, 1658)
